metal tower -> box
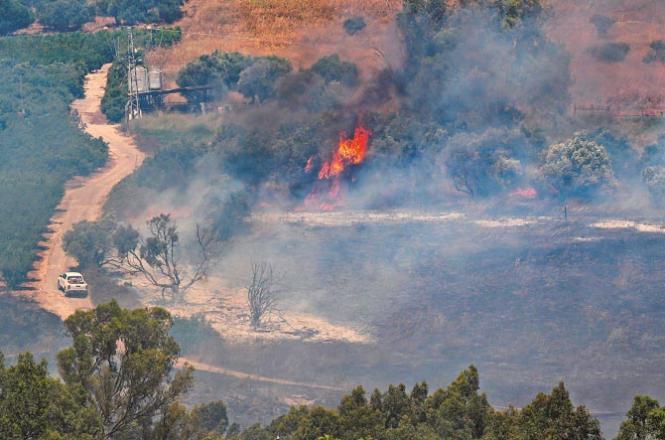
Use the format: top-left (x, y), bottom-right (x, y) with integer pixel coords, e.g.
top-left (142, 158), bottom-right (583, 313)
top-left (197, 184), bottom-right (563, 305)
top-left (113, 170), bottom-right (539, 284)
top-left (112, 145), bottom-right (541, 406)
top-left (126, 28), bottom-right (142, 123)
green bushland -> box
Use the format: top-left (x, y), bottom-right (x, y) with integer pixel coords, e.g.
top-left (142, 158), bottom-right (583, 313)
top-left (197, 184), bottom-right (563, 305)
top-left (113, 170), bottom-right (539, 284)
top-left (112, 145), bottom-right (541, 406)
top-left (93, 0), bottom-right (185, 25)
top-left (3, 0), bottom-right (186, 34)
top-left (0, 0), bottom-right (34, 35)
top-left (0, 30), bottom-right (180, 288)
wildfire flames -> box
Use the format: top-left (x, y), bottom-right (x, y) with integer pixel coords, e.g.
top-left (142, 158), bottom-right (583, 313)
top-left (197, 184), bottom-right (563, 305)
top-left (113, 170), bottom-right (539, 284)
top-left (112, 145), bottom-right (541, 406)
top-left (304, 124), bottom-right (371, 210)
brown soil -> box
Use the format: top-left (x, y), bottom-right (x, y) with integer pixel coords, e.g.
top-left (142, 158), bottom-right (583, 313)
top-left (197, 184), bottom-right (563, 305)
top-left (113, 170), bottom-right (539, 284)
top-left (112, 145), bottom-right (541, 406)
top-left (22, 64), bottom-right (146, 320)
top-left (132, 275), bottom-right (372, 344)
top-left (546, 0), bottom-right (665, 109)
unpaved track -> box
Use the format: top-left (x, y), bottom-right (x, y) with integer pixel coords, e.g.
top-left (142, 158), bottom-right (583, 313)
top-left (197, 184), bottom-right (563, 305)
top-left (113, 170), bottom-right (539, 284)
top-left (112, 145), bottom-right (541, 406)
top-left (25, 64), bottom-right (145, 319)
top-left (22, 65), bottom-right (342, 393)
top-left (178, 359), bottom-right (344, 391)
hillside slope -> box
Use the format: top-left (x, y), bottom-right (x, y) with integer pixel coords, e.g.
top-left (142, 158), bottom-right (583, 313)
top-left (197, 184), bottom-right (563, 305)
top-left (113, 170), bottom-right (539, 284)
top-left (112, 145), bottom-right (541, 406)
top-left (147, 0), bottom-right (403, 84)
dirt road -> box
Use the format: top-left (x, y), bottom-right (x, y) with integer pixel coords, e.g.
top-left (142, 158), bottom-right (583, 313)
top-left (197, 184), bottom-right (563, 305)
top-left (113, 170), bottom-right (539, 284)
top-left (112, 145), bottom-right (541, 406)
top-left (25, 64), bottom-right (145, 320)
top-left (178, 359), bottom-right (343, 391)
top-left (21, 65), bottom-right (343, 393)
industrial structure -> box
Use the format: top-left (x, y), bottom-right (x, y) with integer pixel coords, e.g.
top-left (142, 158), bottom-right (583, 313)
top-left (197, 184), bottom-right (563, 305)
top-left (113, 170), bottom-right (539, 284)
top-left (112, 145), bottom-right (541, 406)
top-left (125, 29), bottom-right (212, 123)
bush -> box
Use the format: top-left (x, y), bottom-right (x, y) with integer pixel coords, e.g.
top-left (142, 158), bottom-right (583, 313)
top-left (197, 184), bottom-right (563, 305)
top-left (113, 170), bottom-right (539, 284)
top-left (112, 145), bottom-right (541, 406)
top-left (541, 135), bottom-right (614, 197)
top-left (590, 14), bottom-right (615, 37)
top-left (445, 130), bottom-right (525, 197)
top-left (588, 42), bottom-right (630, 63)
top-left (310, 54), bottom-right (359, 86)
top-left (343, 16), bottom-right (366, 35)
top-left (176, 51), bottom-right (253, 102)
top-left (237, 56), bottom-right (292, 102)
top-left (644, 40), bottom-right (665, 64)
top-left (37, 0), bottom-right (91, 32)
top-left (101, 59), bottom-right (128, 123)
top-left (643, 166), bottom-right (665, 204)
top-left (0, 0), bottom-right (34, 35)
top-left (63, 220), bottom-right (114, 268)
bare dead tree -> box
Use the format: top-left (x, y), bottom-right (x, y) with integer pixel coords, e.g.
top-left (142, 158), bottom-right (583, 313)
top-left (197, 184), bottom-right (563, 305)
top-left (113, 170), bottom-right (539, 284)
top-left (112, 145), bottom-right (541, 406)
top-left (247, 262), bottom-right (278, 329)
top-left (106, 214), bottom-right (217, 301)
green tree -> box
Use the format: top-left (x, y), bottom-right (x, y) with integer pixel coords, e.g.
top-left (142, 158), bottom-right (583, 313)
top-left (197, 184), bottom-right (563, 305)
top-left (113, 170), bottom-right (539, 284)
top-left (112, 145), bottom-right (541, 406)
top-left (37, 0), bottom-right (91, 32)
top-left (191, 400), bottom-right (229, 436)
top-left (430, 366), bottom-right (492, 439)
top-left (63, 220), bottom-right (114, 268)
top-left (337, 386), bottom-right (382, 439)
top-left (518, 383), bottom-right (602, 440)
top-left (94, 0), bottom-right (184, 25)
top-left (541, 135), bottom-right (614, 197)
top-left (495, 0), bottom-right (544, 28)
top-left (0, 352), bottom-right (99, 439)
top-left (177, 51), bottom-right (253, 89)
top-left (56, 301), bottom-right (194, 439)
top-left (616, 396), bottom-right (661, 440)
top-left (0, 0), bottom-right (34, 35)
top-left (237, 57), bottom-right (292, 102)
top-left (310, 54), bottom-right (359, 86)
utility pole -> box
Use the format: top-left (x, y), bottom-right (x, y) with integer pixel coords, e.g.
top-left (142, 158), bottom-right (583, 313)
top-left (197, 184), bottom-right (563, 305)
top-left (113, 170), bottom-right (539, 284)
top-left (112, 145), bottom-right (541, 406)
top-left (126, 28), bottom-right (142, 124)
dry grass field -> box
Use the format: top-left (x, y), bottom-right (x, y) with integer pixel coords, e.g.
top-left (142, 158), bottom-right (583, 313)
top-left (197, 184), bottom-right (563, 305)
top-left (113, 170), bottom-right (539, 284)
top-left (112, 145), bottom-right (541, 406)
top-left (147, 0), bottom-right (403, 84)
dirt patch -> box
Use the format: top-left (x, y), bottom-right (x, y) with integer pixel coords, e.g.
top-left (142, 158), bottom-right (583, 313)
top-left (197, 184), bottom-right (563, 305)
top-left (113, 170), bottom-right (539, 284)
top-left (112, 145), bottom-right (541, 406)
top-left (129, 275), bottom-right (372, 344)
top-left (546, 0), bottom-right (665, 112)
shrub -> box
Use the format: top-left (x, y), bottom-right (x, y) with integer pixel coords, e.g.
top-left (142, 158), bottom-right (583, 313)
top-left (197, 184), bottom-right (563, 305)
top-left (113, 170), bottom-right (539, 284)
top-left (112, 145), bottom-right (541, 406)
top-left (310, 54), bottom-right (359, 86)
top-left (590, 14), bottom-right (615, 37)
top-left (63, 220), bottom-right (114, 268)
top-left (237, 56), bottom-right (292, 102)
top-left (643, 166), bottom-right (665, 204)
top-left (588, 42), bottom-right (630, 63)
top-left (644, 40), bottom-right (665, 64)
top-left (343, 16), bottom-right (367, 35)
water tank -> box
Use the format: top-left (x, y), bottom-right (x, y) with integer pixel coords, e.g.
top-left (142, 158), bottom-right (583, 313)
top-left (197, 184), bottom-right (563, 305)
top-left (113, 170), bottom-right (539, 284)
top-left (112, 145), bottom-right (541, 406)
top-left (148, 69), bottom-right (163, 90)
top-left (128, 66), bottom-right (149, 94)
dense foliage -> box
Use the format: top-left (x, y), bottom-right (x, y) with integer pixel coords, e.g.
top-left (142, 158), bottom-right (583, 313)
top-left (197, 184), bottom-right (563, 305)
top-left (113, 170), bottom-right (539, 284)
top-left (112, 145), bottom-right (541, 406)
top-left (37, 0), bottom-right (92, 32)
top-left (0, 0), bottom-right (34, 35)
top-left (0, 59), bottom-right (108, 287)
top-left (0, 32), bottom-right (129, 287)
top-left (176, 51), bottom-right (292, 103)
top-left (93, 0), bottom-right (185, 25)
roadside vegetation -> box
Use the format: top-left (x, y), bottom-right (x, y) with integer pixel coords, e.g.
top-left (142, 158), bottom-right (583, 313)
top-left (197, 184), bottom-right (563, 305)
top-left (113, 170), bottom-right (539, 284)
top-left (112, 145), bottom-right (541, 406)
top-left (0, 30), bottom-right (181, 289)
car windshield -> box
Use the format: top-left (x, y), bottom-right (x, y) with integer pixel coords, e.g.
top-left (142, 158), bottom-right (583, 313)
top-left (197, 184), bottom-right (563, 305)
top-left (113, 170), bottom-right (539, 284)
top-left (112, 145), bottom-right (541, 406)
top-left (68, 276), bottom-right (84, 283)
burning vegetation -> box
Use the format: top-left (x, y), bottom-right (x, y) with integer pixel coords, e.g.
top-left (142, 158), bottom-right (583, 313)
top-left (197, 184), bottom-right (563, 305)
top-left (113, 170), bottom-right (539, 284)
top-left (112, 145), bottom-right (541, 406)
top-left (304, 124), bottom-right (372, 209)
top-left (49, 1), bottom-right (665, 435)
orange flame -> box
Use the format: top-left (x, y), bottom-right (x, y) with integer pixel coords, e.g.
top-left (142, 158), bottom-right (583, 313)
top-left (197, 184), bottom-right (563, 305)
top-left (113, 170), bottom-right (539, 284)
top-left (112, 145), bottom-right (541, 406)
top-left (318, 126), bottom-right (371, 180)
top-left (303, 124), bottom-right (371, 210)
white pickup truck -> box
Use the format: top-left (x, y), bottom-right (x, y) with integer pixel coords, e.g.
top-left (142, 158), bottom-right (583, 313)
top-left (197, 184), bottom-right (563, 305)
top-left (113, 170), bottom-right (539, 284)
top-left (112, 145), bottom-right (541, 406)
top-left (57, 272), bottom-right (88, 297)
